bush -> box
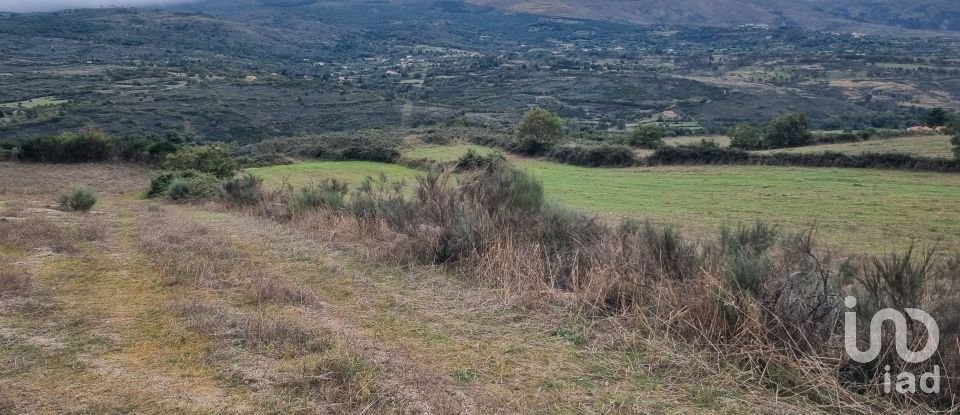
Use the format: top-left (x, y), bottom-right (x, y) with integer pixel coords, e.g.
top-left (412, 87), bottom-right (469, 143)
top-left (646, 145), bottom-right (960, 172)
top-left (57, 187), bottom-right (97, 212)
top-left (625, 124), bottom-right (664, 148)
top-left (291, 179), bottom-right (349, 212)
top-left (546, 144), bottom-right (635, 167)
top-left (514, 107), bottom-right (563, 155)
top-left (16, 129), bottom-right (179, 164)
top-left (162, 146), bottom-right (237, 178)
top-left (727, 124), bottom-right (763, 150)
top-left (219, 174), bottom-right (263, 206)
top-left (765, 113), bottom-right (812, 148)
top-left (149, 170), bottom-right (219, 200)
top-left (454, 149), bottom-right (505, 171)
top-left (20, 128), bottom-right (112, 163)
top-left (948, 117), bottom-right (960, 159)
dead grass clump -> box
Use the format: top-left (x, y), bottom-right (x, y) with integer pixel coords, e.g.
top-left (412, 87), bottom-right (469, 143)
top-left (0, 268), bottom-right (31, 298)
top-left (0, 217), bottom-right (75, 253)
top-left (178, 301), bottom-right (330, 357)
top-left (278, 349), bottom-right (386, 412)
top-left (247, 273), bottom-right (317, 306)
top-left (236, 314), bottom-right (330, 357)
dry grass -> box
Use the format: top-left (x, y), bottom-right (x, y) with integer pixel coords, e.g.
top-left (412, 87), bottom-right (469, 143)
top-left (0, 162), bottom-right (149, 197)
top-left (134, 204), bottom-right (390, 413)
top-left (0, 217), bottom-right (77, 253)
top-left (0, 268), bottom-right (30, 298)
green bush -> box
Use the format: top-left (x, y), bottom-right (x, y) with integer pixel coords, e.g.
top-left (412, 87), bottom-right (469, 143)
top-left (514, 107), bottom-right (563, 155)
top-left (454, 149), bottom-right (505, 171)
top-left (162, 145), bottom-right (237, 178)
top-left (219, 173), bottom-right (263, 206)
top-left (727, 124), bottom-right (763, 150)
top-left (57, 187), bottom-right (97, 212)
top-left (166, 178), bottom-right (193, 200)
top-left (149, 170), bottom-right (219, 200)
top-left (546, 144), bottom-right (635, 167)
top-left (19, 129), bottom-right (112, 163)
top-left (625, 124), bottom-right (664, 149)
top-left (291, 179), bottom-right (349, 212)
top-left (948, 117), bottom-right (960, 159)
top-left (765, 113), bottom-right (812, 148)
top-left (16, 129), bottom-right (180, 164)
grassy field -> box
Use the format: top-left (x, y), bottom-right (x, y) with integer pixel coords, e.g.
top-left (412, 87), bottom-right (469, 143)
top-left (760, 135), bottom-right (954, 158)
top-left (247, 153), bottom-right (960, 252)
top-left (0, 96), bottom-right (69, 109)
top-left (248, 161), bottom-right (421, 188)
top-left (664, 135), bottom-right (730, 147)
top-left (515, 161), bottom-right (960, 251)
top-left (402, 143), bottom-right (500, 162)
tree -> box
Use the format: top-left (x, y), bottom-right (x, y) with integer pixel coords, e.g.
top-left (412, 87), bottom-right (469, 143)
top-left (626, 123), bottom-right (664, 148)
top-left (727, 124), bottom-right (763, 150)
top-left (515, 107), bottom-right (563, 154)
top-left (948, 117), bottom-right (960, 159)
top-left (162, 145), bottom-right (238, 178)
top-left (926, 107), bottom-right (950, 127)
top-left (765, 113), bottom-right (812, 148)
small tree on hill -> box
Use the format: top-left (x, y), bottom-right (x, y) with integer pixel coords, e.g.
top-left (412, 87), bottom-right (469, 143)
top-left (627, 124), bottom-right (664, 148)
top-left (765, 113), bottom-right (812, 148)
top-left (727, 124), bottom-right (763, 150)
top-left (515, 107), bottom-right (563, 155)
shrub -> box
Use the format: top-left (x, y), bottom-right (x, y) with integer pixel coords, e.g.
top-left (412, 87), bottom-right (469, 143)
top-left (162, 145), bottom-right (238, 178)
top-left (546, 144), bottom-right (635, 167)
top-left (219, 173), bottom-right (263, 206)
top-left (463, 166), bottom-right (545, 214)
top-left (948, 117), bottom-right (960, 159)
top-left (625, 124), bottom-right (664, 148)
top-left (727, 124), bottom-right (763, 150)
top-left (291, 179), bottom-right (349, 212)
top-left (454, 149), bottom-right (505, 171)
top-left (166, 178), bottom-right (193, 200)
top-left (19, 128), bottom-right (112, 163)
top-left (56, 186), bottom-right (97, 212)
top-left (150, 170), bottom-right (219, 200)
top-left (514, 107), bottom-right (563, 155)
top-left (765, 112), bottom-right (812, 148)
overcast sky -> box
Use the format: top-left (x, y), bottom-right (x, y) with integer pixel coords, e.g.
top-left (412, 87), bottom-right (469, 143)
top-left (0, 0), bottom-right (200, 13)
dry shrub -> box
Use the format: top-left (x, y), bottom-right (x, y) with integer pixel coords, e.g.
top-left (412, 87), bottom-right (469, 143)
top-left (0, 268), bottom-right (31, 298)
top-left (178, 301), bottom-right (329, 357)
top-left (246, 272), bottom-right (317, 306)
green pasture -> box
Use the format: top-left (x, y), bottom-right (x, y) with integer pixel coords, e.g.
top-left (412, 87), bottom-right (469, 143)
top-left (250, 146), bottom-right (960, 252)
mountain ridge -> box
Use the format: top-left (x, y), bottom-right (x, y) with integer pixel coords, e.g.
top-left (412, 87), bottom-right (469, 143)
top-left (464, 0), bottom-right (960, 34)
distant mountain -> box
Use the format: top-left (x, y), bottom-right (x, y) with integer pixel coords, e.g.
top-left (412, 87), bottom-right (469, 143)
top-left (465, 0), bottom-right (960, 34)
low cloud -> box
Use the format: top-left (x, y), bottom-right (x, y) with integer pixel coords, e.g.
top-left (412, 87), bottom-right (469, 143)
top-left (0, 0), bottom-right (201, 13)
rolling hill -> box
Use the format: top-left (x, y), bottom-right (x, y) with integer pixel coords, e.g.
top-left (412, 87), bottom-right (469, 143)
top-left (465, 0), bottom-right (960, 34)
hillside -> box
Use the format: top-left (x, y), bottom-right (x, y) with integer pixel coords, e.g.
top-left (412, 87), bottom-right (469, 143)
top-left (466, 0), bottom-right (960, 34)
